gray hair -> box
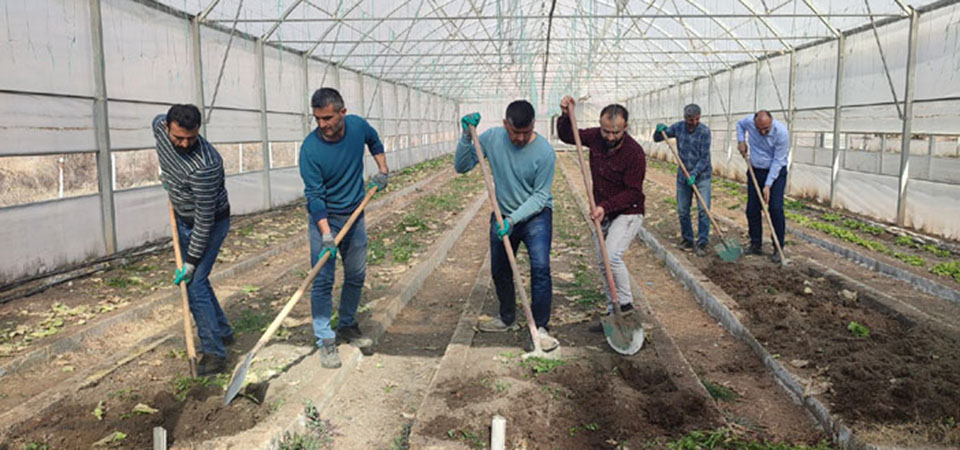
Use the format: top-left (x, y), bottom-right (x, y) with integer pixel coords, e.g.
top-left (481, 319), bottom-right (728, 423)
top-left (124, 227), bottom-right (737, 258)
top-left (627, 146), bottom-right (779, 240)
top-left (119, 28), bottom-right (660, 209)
top-left (683, 103), bottom-right (701, 118)
top-left (311, 88), bottom-right (345, 110)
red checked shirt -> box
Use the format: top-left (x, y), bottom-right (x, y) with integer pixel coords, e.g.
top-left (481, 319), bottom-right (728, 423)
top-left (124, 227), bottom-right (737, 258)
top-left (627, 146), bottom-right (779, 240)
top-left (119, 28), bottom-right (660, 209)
top-left (557, 115), bottom-right (646, 219)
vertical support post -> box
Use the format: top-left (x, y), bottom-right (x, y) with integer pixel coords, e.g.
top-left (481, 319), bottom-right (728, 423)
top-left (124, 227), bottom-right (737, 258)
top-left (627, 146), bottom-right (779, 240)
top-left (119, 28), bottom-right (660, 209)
top-left (785, 50), bottom-right (798, 193)
top-left (302, 54), bottom-right (311, 138)
top-left (829, 35), bottom-right (846, 208)
top-left (256, 39), bottom-right (272, 209)
top-left (879, 134), bottom-right (886, 174)
top-left (753, 61), bottom-right (761, 111)
top-left (927, 135), bottom-right (936, 179)
top-left (897, 9), bottom-right (919, 226)
top-left (89, 0), bottom-right (117, 254)
top-left (191, 18), bottom-right (207, 136)
top-left (725, 73), bottom-right (734, 164)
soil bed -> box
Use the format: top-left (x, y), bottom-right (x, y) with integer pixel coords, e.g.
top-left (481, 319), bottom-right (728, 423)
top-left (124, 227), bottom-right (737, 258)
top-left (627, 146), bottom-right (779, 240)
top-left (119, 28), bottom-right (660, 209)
top-left (642, 159), bottom-right (960, 446)
top-left (414, 166), bottom-right (726, 449)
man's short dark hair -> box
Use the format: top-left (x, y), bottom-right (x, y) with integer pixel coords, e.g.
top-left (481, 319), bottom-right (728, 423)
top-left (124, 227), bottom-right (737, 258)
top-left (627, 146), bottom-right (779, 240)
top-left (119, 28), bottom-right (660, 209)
top-left (684, 104), bottom-right (701, 117)
top-left (166, 104), bottom-right (202, 130)
top-left (755, 110), bottom-right (772, 120)
top-left (600, 104), bottom-right (629, 123)
top-left (505, 100), bottom-right (535, 128)
top-left (311, 88), bottom-right (345, 110)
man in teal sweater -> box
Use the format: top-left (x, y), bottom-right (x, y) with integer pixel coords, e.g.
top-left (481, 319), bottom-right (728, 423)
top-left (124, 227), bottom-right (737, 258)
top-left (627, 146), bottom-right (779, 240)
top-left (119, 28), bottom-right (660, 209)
top-left (455, 100), bottom-right (559, 352)
top-left (299, 88), bottom-right (389, 369)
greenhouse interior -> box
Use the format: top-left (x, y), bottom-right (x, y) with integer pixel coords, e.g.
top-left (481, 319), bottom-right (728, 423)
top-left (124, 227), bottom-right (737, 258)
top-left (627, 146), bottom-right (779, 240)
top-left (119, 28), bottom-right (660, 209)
top-left (1, 0), bottom-right (960, 448)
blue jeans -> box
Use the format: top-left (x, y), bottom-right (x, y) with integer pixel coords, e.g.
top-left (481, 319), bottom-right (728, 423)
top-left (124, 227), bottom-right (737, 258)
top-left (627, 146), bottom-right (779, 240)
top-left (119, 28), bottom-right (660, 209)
top-left (490, 208), bottom-right (553, 329)
top-left (746, 167), bottom-right (787, 249)
top-left (309, 212), bottom-right (367, 344)
top-left (677, 176), bottom-right (712, 247)
top-left (176, 216), bottom-right (233, 358)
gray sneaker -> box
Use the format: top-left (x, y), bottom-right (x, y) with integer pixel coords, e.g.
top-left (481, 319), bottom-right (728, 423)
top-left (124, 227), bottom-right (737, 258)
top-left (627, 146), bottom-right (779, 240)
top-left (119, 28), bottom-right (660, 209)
top-left (477, 317), bottom-right (520, 332)
top-left (537, 327), bottom-right (560, 352)
top-left (695, 242), bottom-right (707, 257)
top-left (319, 338), bottom-right (341, 369)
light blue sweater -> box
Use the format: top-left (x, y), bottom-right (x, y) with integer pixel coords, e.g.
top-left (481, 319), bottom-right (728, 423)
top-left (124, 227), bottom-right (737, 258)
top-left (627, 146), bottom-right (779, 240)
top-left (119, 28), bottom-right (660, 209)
top-left (454, 128), bottom-right (555, 223)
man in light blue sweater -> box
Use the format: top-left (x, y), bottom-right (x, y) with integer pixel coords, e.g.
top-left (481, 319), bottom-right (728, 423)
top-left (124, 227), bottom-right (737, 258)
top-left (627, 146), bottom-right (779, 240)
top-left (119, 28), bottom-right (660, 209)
top-left (300, 88), bottom-right (389, 369)
top-left (455, 100), bottom-right (559, 352)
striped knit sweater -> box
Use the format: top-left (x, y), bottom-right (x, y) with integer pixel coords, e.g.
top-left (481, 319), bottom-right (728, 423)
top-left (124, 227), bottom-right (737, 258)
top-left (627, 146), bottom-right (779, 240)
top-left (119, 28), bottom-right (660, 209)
top-left (152, 114), bottom-right (230, 265)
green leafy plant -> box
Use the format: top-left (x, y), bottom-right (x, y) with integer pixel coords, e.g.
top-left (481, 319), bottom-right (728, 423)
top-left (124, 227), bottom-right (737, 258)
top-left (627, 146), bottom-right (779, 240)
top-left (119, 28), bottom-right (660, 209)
top-left (702, 379), bottom-right (737, 402)
top-left (847, 321), bottom-right (870, 338)
top-left (668, 428), bottom-right (832, 450)
top-left (931, 261), bottom-right (960, 283)
top-left (234, 309), bottom-right (270, 333)
top-left (521, 356), bottom-right (566, 376)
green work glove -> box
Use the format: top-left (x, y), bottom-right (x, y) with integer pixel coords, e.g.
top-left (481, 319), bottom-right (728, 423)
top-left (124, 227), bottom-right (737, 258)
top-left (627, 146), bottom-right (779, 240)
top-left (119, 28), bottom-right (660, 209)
top-left (686, 174), bottom-right (696, 187)
top-left (319, 233), bottom-right (338, 260)
top-left (173, 262), bottom-right (195, 285)
top-left (495, 218), bottom-right (511, 240)
top-left (655, 123), bottom-right (669, 134)
top-left (368, 171), bottom-right (389, 191)
top-left (461, 112), bottom-right (481, 133)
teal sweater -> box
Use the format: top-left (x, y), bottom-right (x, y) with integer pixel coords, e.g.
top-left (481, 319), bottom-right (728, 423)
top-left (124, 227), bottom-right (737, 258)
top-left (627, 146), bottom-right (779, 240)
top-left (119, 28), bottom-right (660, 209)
top-left (299, 115), bottom-right (384, 221)
top-left (454, 128), bottom-right (555, 223)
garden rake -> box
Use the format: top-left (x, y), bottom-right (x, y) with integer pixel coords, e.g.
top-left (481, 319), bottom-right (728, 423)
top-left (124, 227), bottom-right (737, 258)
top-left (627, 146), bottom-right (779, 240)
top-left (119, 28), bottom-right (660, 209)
top-left (169, 202), bottom-right (199, 377)
top-left (468, 124), bottom-right (557, 360)
top-left (660, 131), bottom-right (742, 262)
top-left (224, 185), bottom-right (379, 405)
top-left (569, 110), bottom-right (644, 355)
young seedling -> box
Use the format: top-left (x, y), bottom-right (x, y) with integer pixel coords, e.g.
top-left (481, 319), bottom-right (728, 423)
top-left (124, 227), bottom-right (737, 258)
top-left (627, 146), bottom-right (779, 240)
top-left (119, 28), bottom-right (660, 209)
top-left (847, 321), bottom-right (870, 338)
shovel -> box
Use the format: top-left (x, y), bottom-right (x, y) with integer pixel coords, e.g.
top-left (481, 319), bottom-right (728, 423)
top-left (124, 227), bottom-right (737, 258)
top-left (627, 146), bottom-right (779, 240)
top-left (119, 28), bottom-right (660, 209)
top-left (224, 185), bottom-right (378, 405)
top-left (467, 124), bottom-right (556, 360)
top-left (743, 151), bottom-right (788, 267)
top-left (659, 131), bottom-right (742, 262)
top-left (168, 202), bottom-right (199, 377)
top-left (567, 110), bottom-right (644, 355)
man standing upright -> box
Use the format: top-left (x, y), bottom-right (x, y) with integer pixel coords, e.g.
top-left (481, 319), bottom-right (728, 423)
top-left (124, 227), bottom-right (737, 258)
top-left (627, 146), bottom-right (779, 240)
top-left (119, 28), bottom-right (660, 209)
top-left (653, 104), bottom-right (712, 256)
top-left (455, 100), bottom-right (559, 352)
top-left (737, 110), bottom-right (789, 263)
top-left (153, 104), bottom-right (233, 376)
top-left (299, 88), bottom-right (389, 369)
top-left (557, 96), bottom-right (646, 332)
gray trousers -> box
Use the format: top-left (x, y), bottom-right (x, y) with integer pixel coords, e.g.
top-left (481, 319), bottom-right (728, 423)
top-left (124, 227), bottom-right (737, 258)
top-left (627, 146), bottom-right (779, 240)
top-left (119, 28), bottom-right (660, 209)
top-left (591, 213), bottom-right (644, 312)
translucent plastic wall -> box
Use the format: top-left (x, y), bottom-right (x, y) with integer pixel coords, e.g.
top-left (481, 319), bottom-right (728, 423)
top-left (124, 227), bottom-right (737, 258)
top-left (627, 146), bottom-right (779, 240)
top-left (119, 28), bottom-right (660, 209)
top-left (628, 3), bottom-right (960, 240)
top-left (0, 0), bottom-right (458, 283)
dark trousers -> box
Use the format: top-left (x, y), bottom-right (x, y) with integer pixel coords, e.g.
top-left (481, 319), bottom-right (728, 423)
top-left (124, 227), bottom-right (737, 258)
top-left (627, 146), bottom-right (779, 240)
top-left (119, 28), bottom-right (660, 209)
top-left (746, 166), bottom-right (787, 249)
top-left (490, 208), bottom-right (553, 330)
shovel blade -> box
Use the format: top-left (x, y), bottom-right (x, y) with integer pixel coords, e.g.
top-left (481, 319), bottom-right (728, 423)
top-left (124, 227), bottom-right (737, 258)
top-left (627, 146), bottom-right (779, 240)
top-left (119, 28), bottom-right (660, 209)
top-left (715, 237), bottom-right (743, 262)
top-left (223, 352), bottom-right (254, 405)
top-left (601, 314), bottom-right (645, 355)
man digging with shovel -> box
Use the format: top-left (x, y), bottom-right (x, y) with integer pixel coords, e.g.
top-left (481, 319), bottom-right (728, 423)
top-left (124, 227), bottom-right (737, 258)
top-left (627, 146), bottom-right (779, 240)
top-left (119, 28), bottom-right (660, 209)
top-left (455, 100), bottom-right (560, 353)
top-left (737, 111), bottom-right (789, 264)
top-left (654, 104), bottom-right (712, 257)
top-left (557, 96), bottom-right (646, 334)
top-left (299, 88), bottom-right (389, 368)
top-left (153, 104), bottom-right (234, 376)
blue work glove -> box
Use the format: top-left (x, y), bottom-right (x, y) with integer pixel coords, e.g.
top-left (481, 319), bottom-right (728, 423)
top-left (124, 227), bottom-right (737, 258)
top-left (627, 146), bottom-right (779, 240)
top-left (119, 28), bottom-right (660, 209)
top-left (461, 112), bottom-right (481, 133)
top-left (173, 262), bottom-right (195, 285)
top-left (319, 233), bottom-right (338, 260)
top-left (686, 174), bottom-right (696, 187)
top-left (655, 123), bottom-right (669, 134)
top-left (495, 218), bottom-right (511, 240)
top-left (368, 171), bottom-right (389, 191)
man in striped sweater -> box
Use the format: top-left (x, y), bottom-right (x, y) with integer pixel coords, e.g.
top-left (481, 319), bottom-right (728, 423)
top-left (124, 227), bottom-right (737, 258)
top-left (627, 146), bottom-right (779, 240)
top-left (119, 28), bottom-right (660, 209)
top-left (153, 104), bottom-right (233, 376)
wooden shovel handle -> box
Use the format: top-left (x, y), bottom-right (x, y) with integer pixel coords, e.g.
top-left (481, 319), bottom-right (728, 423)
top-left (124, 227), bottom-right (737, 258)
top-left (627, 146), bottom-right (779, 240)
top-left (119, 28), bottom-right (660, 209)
top-left (168, 201), bottom-right (198, 377)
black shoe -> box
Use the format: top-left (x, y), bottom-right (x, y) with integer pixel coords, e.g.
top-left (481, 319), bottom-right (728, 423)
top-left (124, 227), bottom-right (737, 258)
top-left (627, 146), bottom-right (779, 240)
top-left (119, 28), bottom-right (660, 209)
top-left (197, 354), bottom-right (227, 376)
top-left (336, 324), bottom-right (373, 348)
top-left (770, 252), bottom-right (782, 264)
top-left (677, 239), bottom-right (694, 252)
top-left (222, 334), bottom-right (235, 347)
top-left (320, 339), bottom-right (341, 369)
top-left (695, 242), bottom-right (708, 257)
top-left (745, 244), bottom-right (763, 256)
